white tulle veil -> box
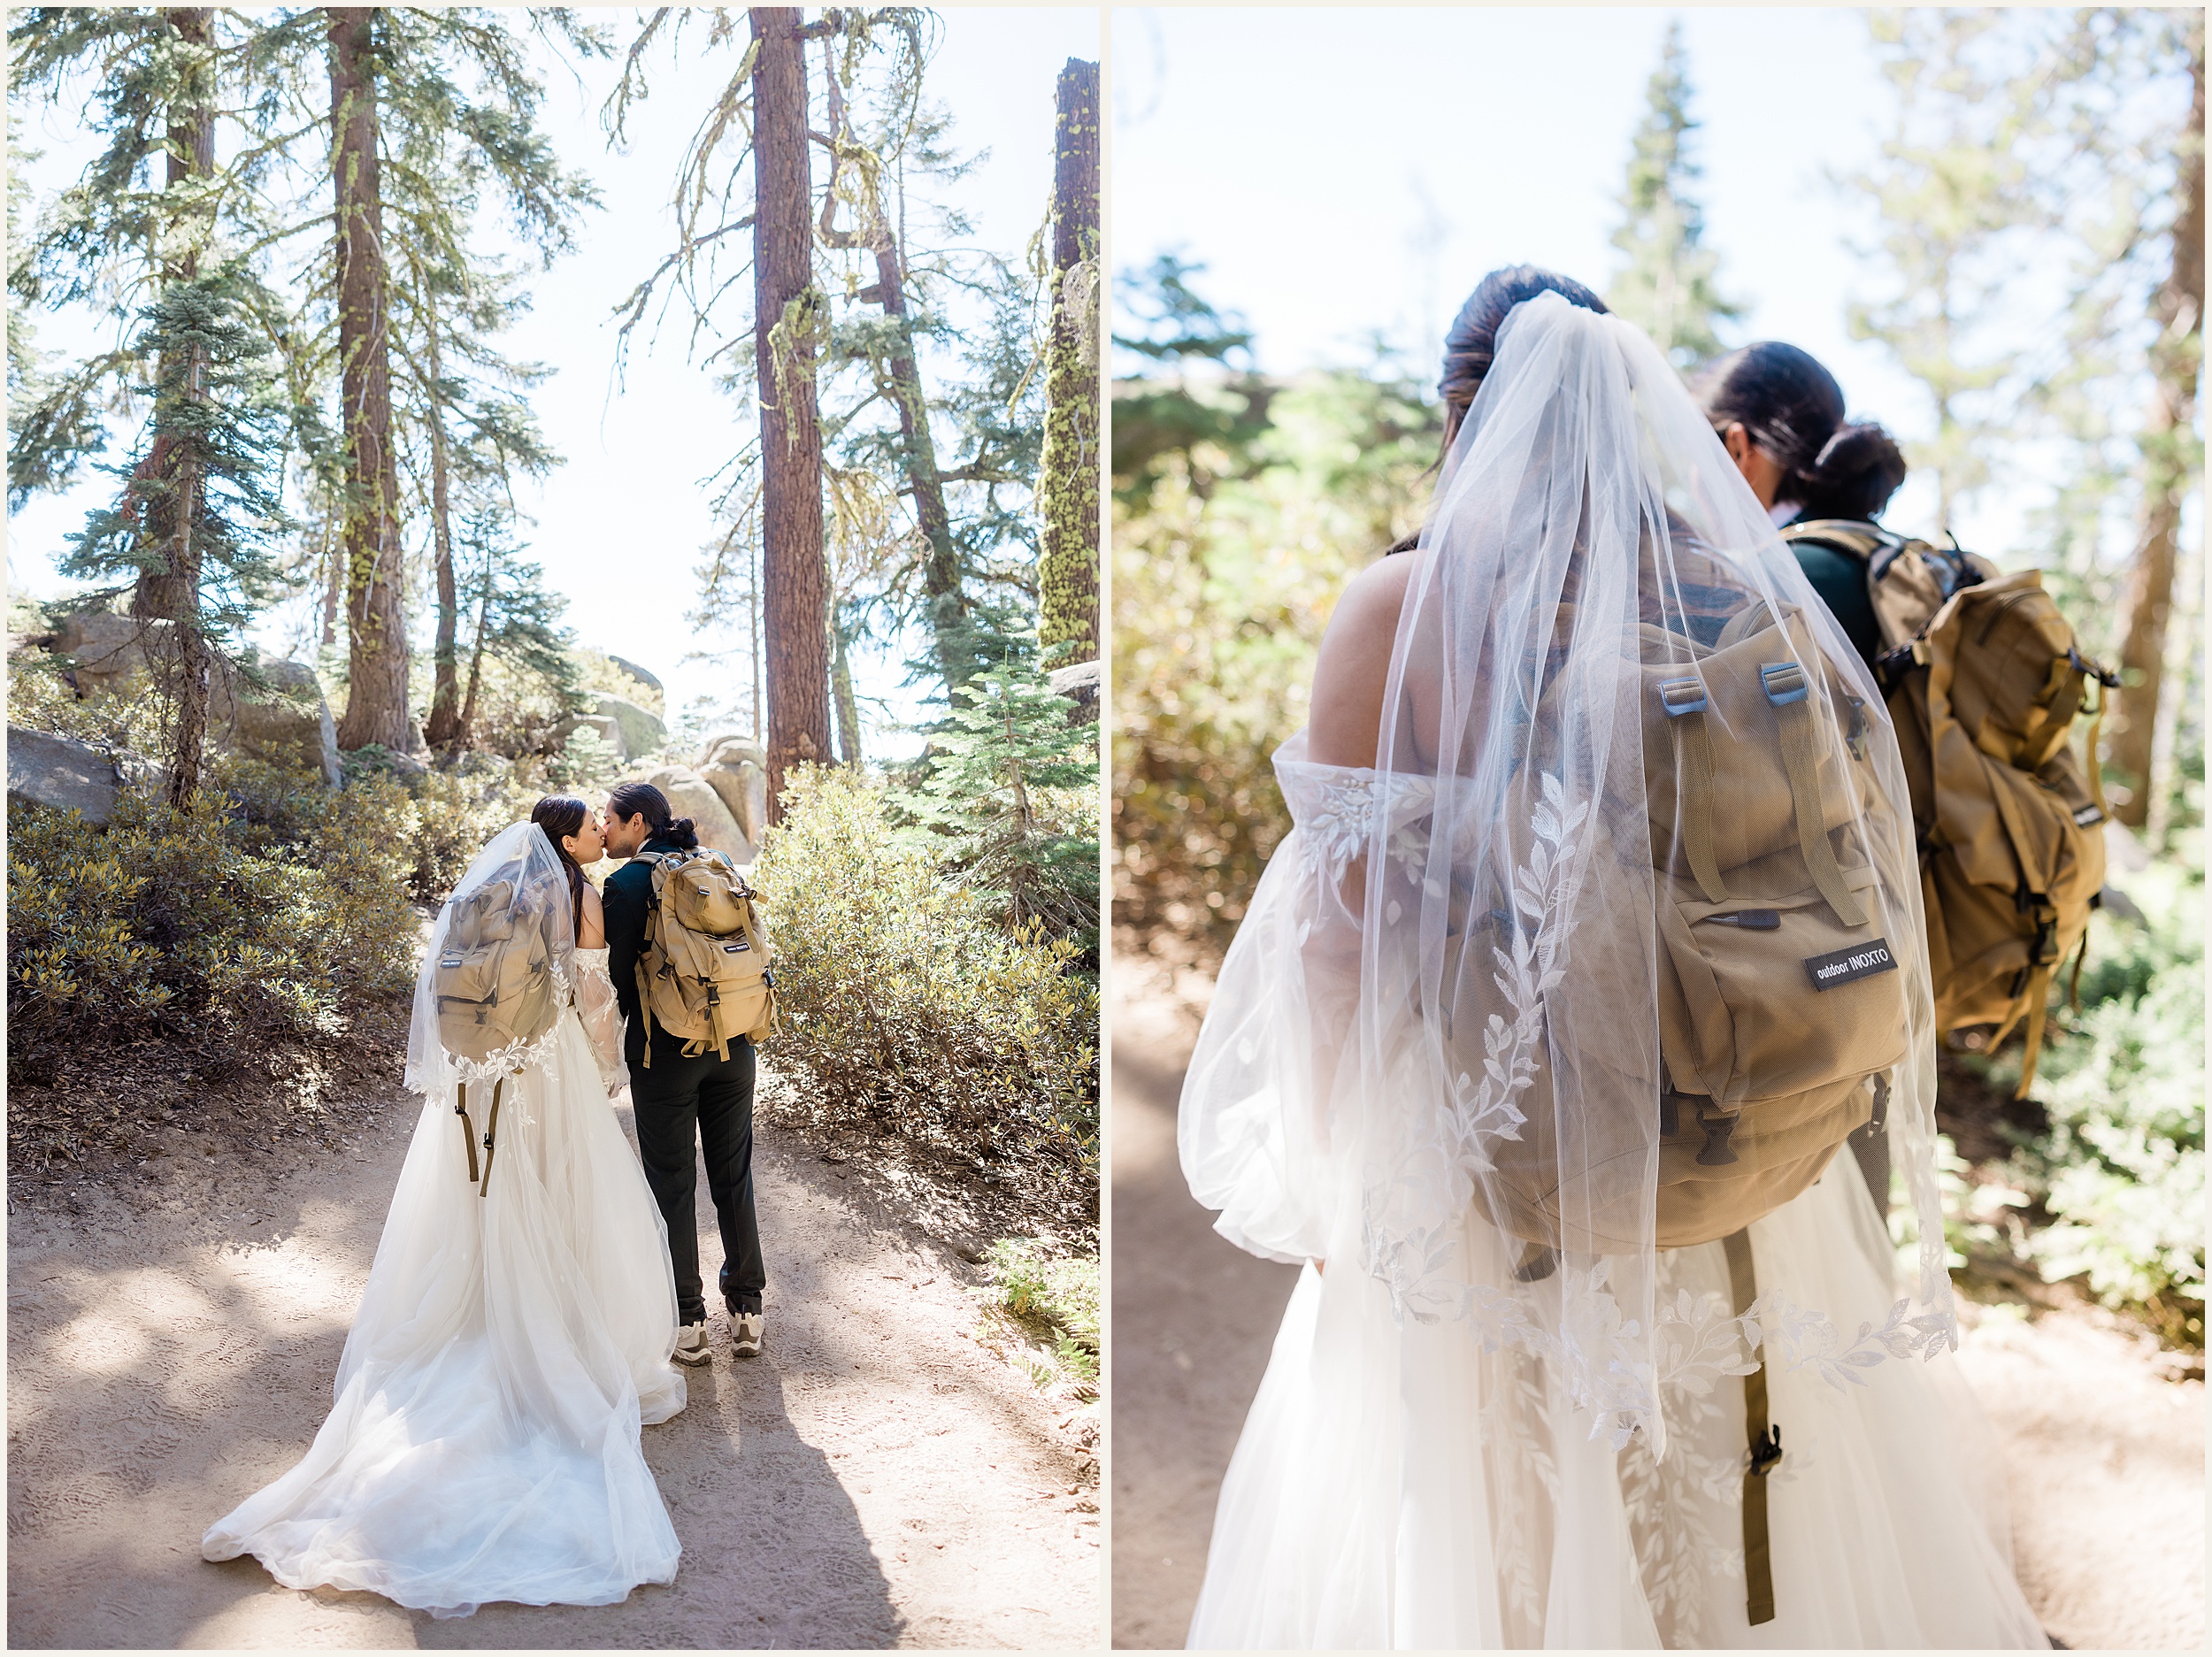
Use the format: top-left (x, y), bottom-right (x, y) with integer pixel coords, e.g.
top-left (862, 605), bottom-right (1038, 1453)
top-left (403, 820), bottom-right (578, 1098)
top-left (1180, 292), bottom-right (1956, 1456)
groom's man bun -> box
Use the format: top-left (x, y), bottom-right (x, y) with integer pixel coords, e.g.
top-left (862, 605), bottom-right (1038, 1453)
top-left (607, 781), bottom-right (701, 850)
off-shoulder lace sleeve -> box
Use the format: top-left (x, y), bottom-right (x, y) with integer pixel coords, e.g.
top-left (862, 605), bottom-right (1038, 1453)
top-left (1179, 736), bottom-right (1437, 1264)
top-left (572, 949), bottom-right (628, 1093)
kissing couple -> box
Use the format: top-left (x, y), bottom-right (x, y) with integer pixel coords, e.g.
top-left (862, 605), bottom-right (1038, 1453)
top-left (203, 780), bottom-right (773, 1615)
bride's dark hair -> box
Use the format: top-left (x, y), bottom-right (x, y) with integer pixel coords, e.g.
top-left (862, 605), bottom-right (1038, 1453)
top-left (1386, 265), bottom-right (1611, 555)
top-left (1694, 341), bottom-right (1907, 522)
top-left (1439, 265), bottom-right (1611, 450)
top-left (531, 795), bottom-right (591, 934)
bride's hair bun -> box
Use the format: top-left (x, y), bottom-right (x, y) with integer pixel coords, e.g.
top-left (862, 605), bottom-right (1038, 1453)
top-left (1794, 422), bottom-right (1908, 522)
top-left (1438, 265), bottom-right (1609, 448)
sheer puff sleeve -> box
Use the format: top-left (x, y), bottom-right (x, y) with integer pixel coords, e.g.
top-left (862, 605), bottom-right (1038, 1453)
top-left (572, 948), bottom-right (629, 1094)
top-left (1178, 734), bottom-right (1428, 1265)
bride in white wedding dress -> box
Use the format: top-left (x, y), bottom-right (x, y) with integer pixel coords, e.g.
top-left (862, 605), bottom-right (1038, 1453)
top-left (1179, 271), bottom-right (2047, 1649)
top-left (204, 800), bottom-right (687, 1617)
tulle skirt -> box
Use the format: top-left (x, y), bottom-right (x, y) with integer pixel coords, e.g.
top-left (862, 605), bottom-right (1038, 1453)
top-left (1187, 1163), bottom-right (2047, 1649)
top-left (203, 1009), bottom-right (686, 1617)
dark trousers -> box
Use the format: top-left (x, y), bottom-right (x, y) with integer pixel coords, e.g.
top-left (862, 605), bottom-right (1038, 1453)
top-left (628, 1032), bottom-right (764, 1323)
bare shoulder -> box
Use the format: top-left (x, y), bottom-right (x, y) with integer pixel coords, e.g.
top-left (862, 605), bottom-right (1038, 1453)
top-left (1309, 551), bottom-right (1422, 768)
top-left (580, 880), bottom-right (604, 921)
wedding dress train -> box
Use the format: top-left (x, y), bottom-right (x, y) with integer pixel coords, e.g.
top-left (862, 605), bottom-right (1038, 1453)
top-left (203, 933), bottom-right (686, 1616)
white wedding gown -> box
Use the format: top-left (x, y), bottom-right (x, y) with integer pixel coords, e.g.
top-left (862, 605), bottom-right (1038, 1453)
top-left (1182, 754), bottom-right (2047, 1650)
top-left (203, 948), bottom-right (687, 1617)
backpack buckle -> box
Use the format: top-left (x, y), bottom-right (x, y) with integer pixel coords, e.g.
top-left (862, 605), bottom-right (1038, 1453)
top-left (1761, 662), bottom-right (1809, 706)
top-left (1658, 676), bottom-right (1709, 717)
top-left (1750, 1423), bottom-right (1785, 1477)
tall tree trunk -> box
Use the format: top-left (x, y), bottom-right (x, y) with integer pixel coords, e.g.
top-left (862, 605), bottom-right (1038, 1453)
top-left (1037, 57), bottom-right (1100, 665)
top-left (420, 294), bottom-right (462, 750)
top-left (2111, 25), bottom-right (2205, 831)
top-left (329, 6), bottom-right (409, 753)
top-left (751, 6), bottom-right (831, 823)
top-left (818, 45), bottom-right (968, 690)
top-left (869, 228), bottom-right (969, 688)
top-left (458, 582), bottom-right (489, 748)
top-left (828, 594), bottom-right (863, 764)
top-left (138, 7), bottom-right (216, 805)
top-left (318, 504), bottom-right (342, 647)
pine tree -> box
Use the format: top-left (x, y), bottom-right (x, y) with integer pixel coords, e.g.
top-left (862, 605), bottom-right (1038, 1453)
top-left (895, 656), bottom-right (1100, 952)
top-left (453, 504), bottom-right (584, 750)
top-left (2105, 14), bottom-right (2203, 831)
top-left (1037, 58), bottom-right (1100, 666)
top-left (7, 6), bottom-right (295, 802)
top-left (373, 5), bottom-right (595, 751)
top-left (752, 5), bottom-right (835, 817)
top-left (60, 271), bottom-right (293, 803)
top-left (1604, 21), bottom-right (1742, 370)
top-left (611, 7), bottom-right (1049, 721)
top-left (1843, 12), bottom-right (2043, 537)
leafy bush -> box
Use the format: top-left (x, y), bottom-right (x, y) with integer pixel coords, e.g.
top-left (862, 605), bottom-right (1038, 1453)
top-left (1993, 846), bottom-right (2207, 1345)
top-left (893, 657), bottom-right (1100, 959)
top-left (983, 1236), bottom-right (1100, 1391)
top-left (754, 765), bottom-right (1098, 1220)
top-left (1112, 357), bottom-right (1440, 961)
top-left (7, 756), bottom-right (419, 1068)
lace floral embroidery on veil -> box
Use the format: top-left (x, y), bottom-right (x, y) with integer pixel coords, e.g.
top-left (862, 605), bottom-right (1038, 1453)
top-left (1315, 768), bottom-right (1956, 1446)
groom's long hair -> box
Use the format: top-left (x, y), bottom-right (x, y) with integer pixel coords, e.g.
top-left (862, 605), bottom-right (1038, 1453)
top-left (606, 781), bottom-right (699, 850)
top-left (531, 796), bottom-right (592, 934)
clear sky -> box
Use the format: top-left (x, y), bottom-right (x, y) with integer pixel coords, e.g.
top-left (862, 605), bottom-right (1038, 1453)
top-left (1111, 5), bottom-right (2047, 553)
top-left (8, 5), bottom-right (1102, 760)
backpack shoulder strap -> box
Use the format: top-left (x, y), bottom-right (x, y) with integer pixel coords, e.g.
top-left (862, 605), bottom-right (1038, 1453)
top-left (1780, 518), bottom-right (1895, 562)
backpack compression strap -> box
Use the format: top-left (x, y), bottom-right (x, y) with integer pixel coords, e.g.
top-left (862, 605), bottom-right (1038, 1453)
top-left (456, 1083), bottom-right (480, 1184)
top-left (1724, 1227), bottom-right (1783, 1627)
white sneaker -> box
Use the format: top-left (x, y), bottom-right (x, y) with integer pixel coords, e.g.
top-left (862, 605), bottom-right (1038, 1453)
top-left (731, 1311), bottom-right (764, 1358)
top-left (673, 1322), bottom-right (711, 1365)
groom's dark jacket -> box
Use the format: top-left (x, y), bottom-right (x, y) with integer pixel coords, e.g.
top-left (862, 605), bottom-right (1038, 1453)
top-left (602, 830), bottom-right (695, 1068)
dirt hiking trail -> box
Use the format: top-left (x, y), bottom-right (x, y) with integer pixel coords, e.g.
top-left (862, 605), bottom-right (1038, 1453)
top-left (8, 1065), bottom-right (1101, 1650)
top-left (1110, 951), bottom-right (2206, 1652)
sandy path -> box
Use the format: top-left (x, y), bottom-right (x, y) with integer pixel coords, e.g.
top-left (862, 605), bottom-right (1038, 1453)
top-left (8, 1070), bottom-right (1101, 1650)
top-left (1108, 953), bottom-right (2205, 1651)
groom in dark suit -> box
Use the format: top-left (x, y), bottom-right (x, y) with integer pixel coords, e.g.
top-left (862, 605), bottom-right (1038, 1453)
top-left (601, 781), bottom-right (766, 1364)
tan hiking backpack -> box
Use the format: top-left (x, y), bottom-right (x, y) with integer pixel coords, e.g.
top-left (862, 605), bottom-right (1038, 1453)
top-left (634, 848), bottom-right (777, 1068)
top-left (1468, 601), bottom-right (1912, 1257)
top-left (1783, 521), bottom-right (2116, 1094)
top-left (433, 876), bottom-right (562, 1193)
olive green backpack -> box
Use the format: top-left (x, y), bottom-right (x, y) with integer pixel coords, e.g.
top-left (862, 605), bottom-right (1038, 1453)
top-left (1783, 521), bottom-right (2116, 1095)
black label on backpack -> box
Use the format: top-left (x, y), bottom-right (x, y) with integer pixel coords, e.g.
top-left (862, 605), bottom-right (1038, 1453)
top-left (1803, 938), bottom-right (1899, 991)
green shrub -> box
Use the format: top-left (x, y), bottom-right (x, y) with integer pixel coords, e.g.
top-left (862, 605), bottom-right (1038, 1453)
top-left (1112, 362), bottom-right (1440, 961)
top-left (407, 763), bottom-right (541, 908)
top-left (1998, 848), bottom-right (2207, 1345)
top-left (983, 1236), bottom-right (1100, 1389)
top-left (7, 757), bottom-right (418, 1067)
top-left (754, 765), bottom-right (1099, 1218)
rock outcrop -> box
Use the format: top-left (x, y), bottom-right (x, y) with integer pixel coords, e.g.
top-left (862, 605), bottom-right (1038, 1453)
top-left (6, 726), bottom-right (155, 825)
top-left (1048, 658), bottom-right (1101, 725)
top-left (595, 692), bottom-right (665, 762)
top-left (48, 609), bottom-right (340, 784)
top-left (698, 738), bottom-right (769, 849)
